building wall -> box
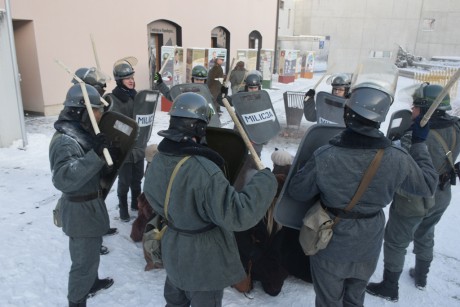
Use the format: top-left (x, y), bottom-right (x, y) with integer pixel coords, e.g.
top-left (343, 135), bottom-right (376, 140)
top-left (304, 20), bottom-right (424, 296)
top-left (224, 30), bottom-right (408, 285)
top-left (1, 0), bottom-right (277, 115)
top-left (293, 0), bottom-right (460, 73)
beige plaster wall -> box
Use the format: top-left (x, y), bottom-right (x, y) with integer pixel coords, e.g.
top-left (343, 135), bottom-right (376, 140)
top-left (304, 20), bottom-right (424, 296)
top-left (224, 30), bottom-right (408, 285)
top-left (1, 0), bottom-right (277, 115)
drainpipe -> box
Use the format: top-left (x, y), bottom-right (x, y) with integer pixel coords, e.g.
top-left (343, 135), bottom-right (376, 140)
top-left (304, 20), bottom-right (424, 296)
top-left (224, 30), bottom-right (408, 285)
top-left (5, 0), bottom-right (27, 148)
top-left (274, 0), bottom-right (280, 74)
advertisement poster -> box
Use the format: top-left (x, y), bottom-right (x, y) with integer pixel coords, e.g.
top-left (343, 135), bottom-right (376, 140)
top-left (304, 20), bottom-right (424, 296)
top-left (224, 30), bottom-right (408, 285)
top-left (160, 46), bottom-right (184, 86)
top-left (236, 49), bottom-right (258, 72)
top-left (185, 48), bottom-right (206, 83)
top-left (207, 48), bottom-right (227, 73)
top-left (259, 49), bottom-right (273, 81)
top-left (283, 49), bottom-right (298, 76)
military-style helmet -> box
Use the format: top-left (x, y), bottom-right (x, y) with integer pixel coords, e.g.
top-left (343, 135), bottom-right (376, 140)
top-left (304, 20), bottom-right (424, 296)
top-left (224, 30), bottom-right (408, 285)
top-left (169, 92), bottom-right (211, 123)
top-left (413, 83), bottom-right (451, 111)
top-left (330, 74), bottom-right (352, 87)
top-left (345, 59), bottom-right (399, 123)
top-left (245, 73), bottom-right (261, 87)
top-left (327, 73), bottom-right (352, 96)
top-left (64, 84), bottom-right (102, 108)
top-left (113, 60), bottom-right (135, 81)
top-left (345, 88), bottom-right (392, 123)
top-left (191, 65), bottom-right (208, 80)
top-left (72, 67), bottom-right (109, 95)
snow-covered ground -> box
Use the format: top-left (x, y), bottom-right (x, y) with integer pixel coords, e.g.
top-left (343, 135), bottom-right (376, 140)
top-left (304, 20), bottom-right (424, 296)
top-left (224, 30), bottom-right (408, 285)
top-left (1, 73), bottom-right (459, 306)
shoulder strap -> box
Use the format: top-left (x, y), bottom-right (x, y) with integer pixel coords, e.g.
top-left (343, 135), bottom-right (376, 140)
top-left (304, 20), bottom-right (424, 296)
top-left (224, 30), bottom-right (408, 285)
top-left (344, 149), bottom-right (385, 212)
top-left (431, 129), bottom-right (456, 170)
top-left (163, 156), bottom-right (191, 220)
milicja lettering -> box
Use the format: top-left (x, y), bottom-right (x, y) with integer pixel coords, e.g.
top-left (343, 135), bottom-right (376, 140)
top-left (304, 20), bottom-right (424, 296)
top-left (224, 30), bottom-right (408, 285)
top-left (242, 109), bottom-right (275, 125)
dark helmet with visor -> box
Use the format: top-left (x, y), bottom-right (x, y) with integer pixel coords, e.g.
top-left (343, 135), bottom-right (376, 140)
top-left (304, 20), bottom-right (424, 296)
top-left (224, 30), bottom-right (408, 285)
top-left (64, 84), bottom-right (102, 109)
top-left (113, 57), bottom-right (137, 80)
top-left (412, 83), bottom-right (451, 111)
top-left (245, 73), bottom-right (262, 90)
top-left (191, 65), bottom-right (208, 81)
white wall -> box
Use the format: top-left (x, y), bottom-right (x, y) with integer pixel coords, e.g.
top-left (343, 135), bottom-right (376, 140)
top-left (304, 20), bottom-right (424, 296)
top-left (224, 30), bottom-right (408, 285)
top-left (0, 10), bottom-right (24, 148)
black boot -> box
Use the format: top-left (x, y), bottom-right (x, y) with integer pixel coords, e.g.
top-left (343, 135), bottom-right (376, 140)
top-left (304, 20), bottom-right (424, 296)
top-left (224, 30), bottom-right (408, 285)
top-left (366, 269), bottom-right (402, 302)
top-left (69, 298), bottom-right (87, 307)
top-left (409, 258), bottom-right (431, 290)
top-left (87, 277), bottom-right (114, 298)
top-left (119, 196), bottom-right (130, 222)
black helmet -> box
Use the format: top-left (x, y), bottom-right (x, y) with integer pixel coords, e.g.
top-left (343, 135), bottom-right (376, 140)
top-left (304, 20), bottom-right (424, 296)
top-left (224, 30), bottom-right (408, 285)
top-left (169, 92), bottom-right (211, 124)
top-left (245, 73), bottom-right (261, 90)
top-left (72, 67), bottom-right (108, 95)
top-left (330, 74), bottom-right (351, 87)
top-left (413, 83), bottom-right (451, 111)
top-left (64, 84), bottom-right (102, 108)
top-left (328, 73), bottom-right (351, 96)
top-left (113, 60), bottom-right (135, 81)
top-left (191, 65), bottom-right (208, 80)
top-left (345, 87), bottom-right (392, 123)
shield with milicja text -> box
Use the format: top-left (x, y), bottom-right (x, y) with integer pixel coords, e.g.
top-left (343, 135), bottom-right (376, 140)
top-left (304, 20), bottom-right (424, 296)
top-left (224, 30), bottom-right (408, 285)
top-left (231, 90), bottom-right (281, 144)
top-left (133, 90), bottom-right (160, 148)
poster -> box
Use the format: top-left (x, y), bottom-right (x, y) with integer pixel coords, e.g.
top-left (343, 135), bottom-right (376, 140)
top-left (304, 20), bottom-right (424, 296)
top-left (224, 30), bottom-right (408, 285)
top-left (236, 49), bottom-right (258, 72)
top-left (160, 46), bottom-right (184, 86)
top-left (279, 49), bottom-right (298, 76)
top-left (185, 48), bottom-right (206, 83)
top-left (259, 49), bottom-right (273, 81)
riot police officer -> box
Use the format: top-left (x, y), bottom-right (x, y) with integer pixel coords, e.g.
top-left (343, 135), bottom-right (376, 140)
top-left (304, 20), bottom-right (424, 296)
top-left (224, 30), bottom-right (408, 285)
top-left (303, 73), bottom-right (352, 122)
top-left (367, 83), bottom-right (460, 301)
top-left (104, 58), bottom-right (143, 221)
top-left (50, 84), bottom-right (114, 306)
top-left (143, 92), bottom-right (277, 307)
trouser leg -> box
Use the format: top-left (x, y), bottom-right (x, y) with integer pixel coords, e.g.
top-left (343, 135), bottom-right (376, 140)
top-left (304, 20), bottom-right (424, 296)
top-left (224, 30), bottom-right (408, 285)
top-left (68, 236), bottom-right (101, 303)
top-left (130, 159), bottom-right (144, 210)
top-left (383, 205), bottom-right (423, 272)
top-left (413, 188), bottom-right (451, 262)
top-left (311, 255), bottom-right (377, 307)
top-left (117, 163), bottom-right (132, 221)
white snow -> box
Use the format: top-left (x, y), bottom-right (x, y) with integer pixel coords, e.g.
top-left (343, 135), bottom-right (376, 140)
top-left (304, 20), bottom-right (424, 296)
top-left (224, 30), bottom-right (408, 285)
top-left (1, 73), bottom-right (459, 307)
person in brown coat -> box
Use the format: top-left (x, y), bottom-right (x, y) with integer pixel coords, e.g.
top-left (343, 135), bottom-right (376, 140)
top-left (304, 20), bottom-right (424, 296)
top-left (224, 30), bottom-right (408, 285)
top-left (207, 54), bottom-right (225, 114)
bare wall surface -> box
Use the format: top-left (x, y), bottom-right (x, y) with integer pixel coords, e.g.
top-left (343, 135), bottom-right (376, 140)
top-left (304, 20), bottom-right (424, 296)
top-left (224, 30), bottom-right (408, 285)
top-left (1, 0), bottom-right (277, 115)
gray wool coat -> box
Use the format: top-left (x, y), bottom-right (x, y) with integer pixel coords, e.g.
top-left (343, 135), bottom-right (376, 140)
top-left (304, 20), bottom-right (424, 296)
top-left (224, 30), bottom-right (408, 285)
top-left (289, 141), bottom-right (438, 263)
top-left (143, 152), bottom-right (277, 291)
top-left (49, 133), bottom-right (109, 237)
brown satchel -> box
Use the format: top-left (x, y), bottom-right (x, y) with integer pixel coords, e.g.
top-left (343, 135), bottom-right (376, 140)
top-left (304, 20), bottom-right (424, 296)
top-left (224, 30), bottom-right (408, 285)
top-left (299, 149), bottom-right (385, 255)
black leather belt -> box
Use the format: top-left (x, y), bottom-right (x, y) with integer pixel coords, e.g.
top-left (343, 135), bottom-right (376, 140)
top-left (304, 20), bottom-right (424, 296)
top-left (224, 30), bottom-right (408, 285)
top-left (322, 204), bottom-right (379, 219)
top-left (166, 221), bottom-right (216, 235)
top-left (65, 190), bottom-right (103, 202)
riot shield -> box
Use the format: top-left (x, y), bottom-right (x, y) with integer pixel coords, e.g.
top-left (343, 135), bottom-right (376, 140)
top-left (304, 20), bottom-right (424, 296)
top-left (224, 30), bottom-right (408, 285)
top-left (170, 83), bottom-right (221, 127)
top-left (206, 127), bottom-right (247, 185)
top-left (99, 111), bottom-right (139, 199)
top-left (231, 90), bottom-right (281, 144)
top-left (274, 124), bottom-right (345, 229)
top-left (133, 90), bottom-right (160, 147)
top-left (315, 91), bottom-right (346, 126)
top-left (386, 109), bottom-right (412, 141)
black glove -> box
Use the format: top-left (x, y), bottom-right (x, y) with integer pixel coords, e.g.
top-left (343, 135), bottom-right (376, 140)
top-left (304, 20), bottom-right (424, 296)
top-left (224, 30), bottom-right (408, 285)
top-left (154, 72), bottom-right (163, 84)
top-left (94, 133), bottom-right (109, 156)
top-left (411, 114), bottom-right (430, 143)
top-left (305, 89), bottom-right (316, 99)
top-left (221, 86), bottom-right (228, 96)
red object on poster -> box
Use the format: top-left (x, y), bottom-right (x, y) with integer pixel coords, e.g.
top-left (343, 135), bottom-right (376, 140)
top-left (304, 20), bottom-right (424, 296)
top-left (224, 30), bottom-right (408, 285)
top-left (278, 75), bottom-right (296, 84)
top-left (161, 95), bottom-right (173, 112)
